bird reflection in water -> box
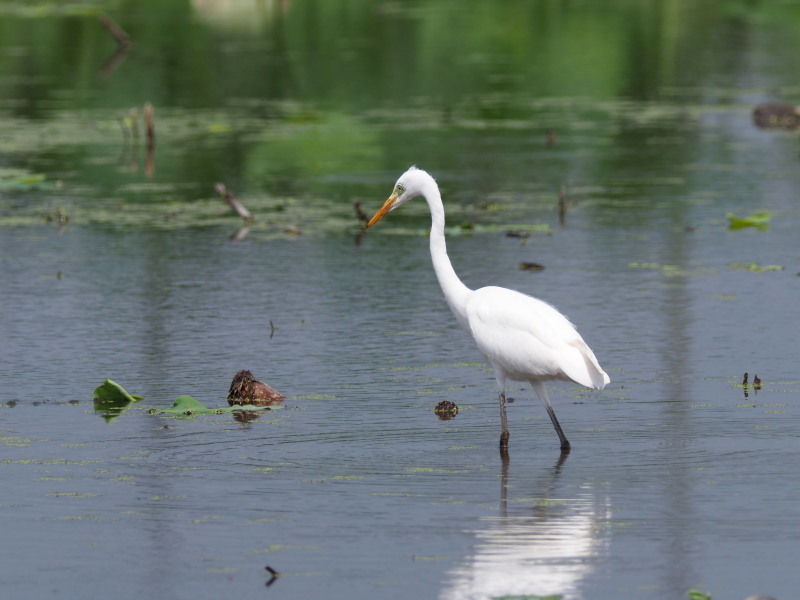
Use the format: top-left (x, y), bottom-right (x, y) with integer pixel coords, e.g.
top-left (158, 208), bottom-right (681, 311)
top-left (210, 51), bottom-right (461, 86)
top-left (440, 452), bottom-right (609, 600)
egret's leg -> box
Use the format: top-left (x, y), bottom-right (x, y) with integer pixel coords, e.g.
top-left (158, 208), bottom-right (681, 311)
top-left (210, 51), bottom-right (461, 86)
top-left (531, 381), bottom-right (571, 451)
top-left (499, 391), bottom-right (510, 448)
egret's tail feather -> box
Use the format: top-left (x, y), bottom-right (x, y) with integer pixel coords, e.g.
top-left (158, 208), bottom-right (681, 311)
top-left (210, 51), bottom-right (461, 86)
top-left (564, 339), bottom-right (610, 389)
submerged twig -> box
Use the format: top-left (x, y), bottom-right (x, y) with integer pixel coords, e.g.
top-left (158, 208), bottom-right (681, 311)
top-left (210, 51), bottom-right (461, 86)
top-left (229, 226), bottom-right (250, 242)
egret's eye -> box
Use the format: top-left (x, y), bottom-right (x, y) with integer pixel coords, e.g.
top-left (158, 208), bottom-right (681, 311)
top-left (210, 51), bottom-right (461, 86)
top-left (395, 184), bottom-right (404, 195)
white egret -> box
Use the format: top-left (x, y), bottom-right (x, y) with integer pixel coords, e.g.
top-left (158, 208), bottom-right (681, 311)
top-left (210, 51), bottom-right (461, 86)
top-left (366, 167), bottom-right (609, 451)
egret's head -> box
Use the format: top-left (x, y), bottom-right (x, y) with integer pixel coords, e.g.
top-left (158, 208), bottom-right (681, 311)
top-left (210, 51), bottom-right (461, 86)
top-left (366, 166), bottom-right (433, 228)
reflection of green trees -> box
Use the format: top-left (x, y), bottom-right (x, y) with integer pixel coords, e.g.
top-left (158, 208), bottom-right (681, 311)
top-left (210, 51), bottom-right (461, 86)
top-left (5, 0), bottom-right (800, 111)
top-left (1, 0), bottom-right (800, 225)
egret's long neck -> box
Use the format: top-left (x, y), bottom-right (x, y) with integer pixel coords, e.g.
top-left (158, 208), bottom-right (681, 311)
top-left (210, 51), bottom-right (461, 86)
top-left (423, 184), bottom-right (472, 329)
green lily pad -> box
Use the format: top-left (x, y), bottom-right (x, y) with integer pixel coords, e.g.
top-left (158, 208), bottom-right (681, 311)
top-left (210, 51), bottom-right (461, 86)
top-left (727, 211), bottom-right (771, 230)
top-left (0, 168), bottom-right (54, 191)
top-left (730, 262), bottom-right (784, 272)
top-left (150, 395), bottom-right (282, 416)
top-left (92, 379), bottom-right (143, 422)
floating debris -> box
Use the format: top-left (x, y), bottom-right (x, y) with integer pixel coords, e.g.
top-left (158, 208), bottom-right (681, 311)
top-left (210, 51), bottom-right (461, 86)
top-left (753, 103), bottom-right (800, 129)
top-left (730, 262), bottom-right (783, 273)
top-left (98, 13), bottom-right (131, 49)
top-left (354, 201), bottom-right (370, 227)
top-left (740, 372), bottom-right (764, 398)
top-left (228, 370), bottom-right (285, 406)
top-left (92, 379), bottom-right (143, 422)
top-left (434, 400), bottom-right (459, 420)
top-left (519, 262), bottom-right (545, 272)
top-left (215, 182), bottom-right (253, 221)
top-left (558, 184), bottom-right (568, 226)
top-left (727, 211), bottom-right (771, 231)
top-left (265, 565), bottom-right (280, 587)
top-left (144, 102), bottom-right (155, 177)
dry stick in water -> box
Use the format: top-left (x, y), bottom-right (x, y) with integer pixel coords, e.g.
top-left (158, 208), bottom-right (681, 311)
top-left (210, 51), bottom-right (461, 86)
top-left (116, 111), bottom-right (130, 167)
top-left (354, 201), bottom-right (369, 227)
top-left (128, 108), bottom-right (139, 172)
top-left (144, 102), bottom-right (155, 177)
top-left (98, 14), bottom-right (131, 48)
top-left (98, 14), bottom-right (132, 76)
top-left (558, 184), bottom-right (567, 227)
top-left (215, 183), bottom-right (254, 221)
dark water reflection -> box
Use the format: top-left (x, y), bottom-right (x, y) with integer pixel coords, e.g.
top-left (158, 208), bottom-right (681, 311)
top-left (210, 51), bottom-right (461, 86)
top-left (3, 1), bottom-right (800, 599)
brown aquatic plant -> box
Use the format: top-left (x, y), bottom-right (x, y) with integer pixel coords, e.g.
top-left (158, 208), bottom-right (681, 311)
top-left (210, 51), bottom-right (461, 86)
top-left (354, 201), bottom-right (370, 228)
top-left (144, 102), bottom-right (155, 177)
top-left (519, 262), bottom-right (545, 272)
top-left (228, 370), bottom-right (284, 406)
top-left (434, 400), bottom-right (459, 421)
top-left (753, 103), bottom-right (800, 129)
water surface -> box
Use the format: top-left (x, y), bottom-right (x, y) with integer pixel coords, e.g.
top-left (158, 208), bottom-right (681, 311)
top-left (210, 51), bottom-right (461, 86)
top-left (2, 2), bottom-right (800, 599)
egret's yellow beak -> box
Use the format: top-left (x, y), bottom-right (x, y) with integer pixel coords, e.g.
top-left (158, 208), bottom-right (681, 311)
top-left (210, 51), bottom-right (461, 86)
top-left (366, 193), bottom-right (398, 229)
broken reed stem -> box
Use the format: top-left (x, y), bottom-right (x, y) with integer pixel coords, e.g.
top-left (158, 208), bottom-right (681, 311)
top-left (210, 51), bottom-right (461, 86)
top-left (215, 183), bottom-right (254, 221)
top-left (99, 14), bottom-right (131, 49)
top-left (144, 103), bottom-right (155, 177)
top-left (144, 103), bottom-right (155, 152)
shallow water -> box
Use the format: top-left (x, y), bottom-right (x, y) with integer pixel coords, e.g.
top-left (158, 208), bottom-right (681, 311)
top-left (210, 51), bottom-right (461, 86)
top-left (3, 1), bottom-right (800, 599)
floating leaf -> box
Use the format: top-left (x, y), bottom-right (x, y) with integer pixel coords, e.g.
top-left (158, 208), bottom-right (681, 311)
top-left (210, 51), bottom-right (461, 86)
top-left (727, 211), bottom-right (771, 230)
top-left (93, 379), bottom-right (142, 404)
top-left (92, 379), bottom-right (143, 422)
top-left (730, 262), bottom-right (784, 272)
top-left (687, 590), bottom-right (711, 600)
top-left (150, 395), bottom-right (282, 416)
top-left (0, 168), bottom-right (53, 191)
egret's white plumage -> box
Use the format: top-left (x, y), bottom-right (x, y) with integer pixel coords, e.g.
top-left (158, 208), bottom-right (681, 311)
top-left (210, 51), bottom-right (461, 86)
top-left (367, 167), bottom-right (609, 450)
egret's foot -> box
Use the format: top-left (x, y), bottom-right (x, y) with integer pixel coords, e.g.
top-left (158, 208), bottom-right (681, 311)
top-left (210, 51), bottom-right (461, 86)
top-left (560, 439), bottom-right (571, 452)
top-left (499, 431), bottom-right (510, 448)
